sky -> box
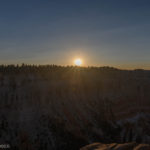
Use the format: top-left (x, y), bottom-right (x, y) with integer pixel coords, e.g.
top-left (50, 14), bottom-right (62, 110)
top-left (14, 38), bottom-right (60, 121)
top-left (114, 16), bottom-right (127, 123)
top-left (0, 0), bottom-right (150, 69)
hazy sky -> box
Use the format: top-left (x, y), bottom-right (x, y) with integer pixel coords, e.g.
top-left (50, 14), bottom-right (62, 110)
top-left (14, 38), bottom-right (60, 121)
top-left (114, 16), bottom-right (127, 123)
top-left (0, 0), bottom-right (150, 69)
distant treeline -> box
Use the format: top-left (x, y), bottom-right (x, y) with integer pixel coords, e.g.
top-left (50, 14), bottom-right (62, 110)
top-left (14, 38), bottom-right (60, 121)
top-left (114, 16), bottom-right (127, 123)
top-left (0, 64), bottom-right (149, 73)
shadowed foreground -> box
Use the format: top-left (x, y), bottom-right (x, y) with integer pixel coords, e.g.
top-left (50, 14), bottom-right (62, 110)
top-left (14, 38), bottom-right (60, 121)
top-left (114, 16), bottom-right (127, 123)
top-left (81, 142), bottom-right (150, 150)
top-left (0, 65), bottom-right (150, 149)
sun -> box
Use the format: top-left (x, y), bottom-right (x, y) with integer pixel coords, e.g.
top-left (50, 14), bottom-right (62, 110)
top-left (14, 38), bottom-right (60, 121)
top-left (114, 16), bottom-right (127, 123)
top-left (74, 58), bottom-right (82, 66)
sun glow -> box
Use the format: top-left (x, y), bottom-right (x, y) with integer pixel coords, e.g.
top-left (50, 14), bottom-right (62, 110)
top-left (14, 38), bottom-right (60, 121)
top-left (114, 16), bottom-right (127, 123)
top-left (74, 58), bottom-right (82, 66)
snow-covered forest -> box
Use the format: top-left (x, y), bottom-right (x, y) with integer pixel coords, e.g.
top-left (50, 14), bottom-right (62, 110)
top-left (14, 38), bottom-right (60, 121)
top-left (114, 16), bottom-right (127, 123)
top-left (0, 65), bottom-right (150, 150)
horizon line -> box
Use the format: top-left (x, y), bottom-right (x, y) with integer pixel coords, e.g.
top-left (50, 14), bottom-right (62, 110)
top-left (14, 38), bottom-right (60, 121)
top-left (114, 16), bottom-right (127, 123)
top-left (0, 63), bottom-right (149, 71)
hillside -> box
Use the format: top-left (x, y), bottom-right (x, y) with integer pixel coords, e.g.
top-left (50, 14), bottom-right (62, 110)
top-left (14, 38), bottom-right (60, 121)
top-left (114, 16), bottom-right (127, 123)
top-left (0, 65), bottom-right (150, 150)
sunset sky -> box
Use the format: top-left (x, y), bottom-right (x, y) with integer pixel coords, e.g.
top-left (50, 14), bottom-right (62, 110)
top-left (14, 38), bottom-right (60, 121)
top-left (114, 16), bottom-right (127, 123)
top-left (0, 0), bottom-right (150, 69)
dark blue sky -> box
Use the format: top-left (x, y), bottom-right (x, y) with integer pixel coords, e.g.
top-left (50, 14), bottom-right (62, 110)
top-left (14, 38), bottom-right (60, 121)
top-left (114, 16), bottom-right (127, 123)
top-left (0, 0), bottom-right (150, 69)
